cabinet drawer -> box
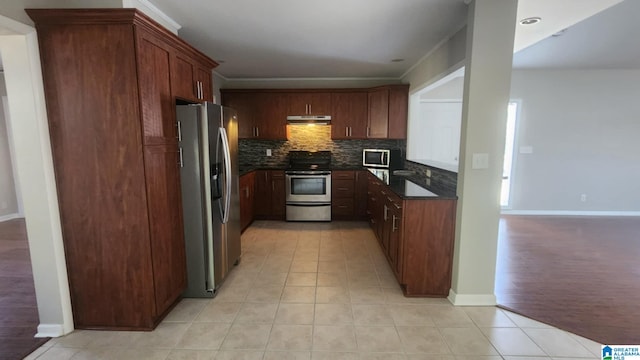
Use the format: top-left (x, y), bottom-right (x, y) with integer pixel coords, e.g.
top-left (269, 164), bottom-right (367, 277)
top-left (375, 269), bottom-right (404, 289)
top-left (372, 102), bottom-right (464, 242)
top-left (332, 170), bottom-right (355, 180)
top-left (332, 179), bottom-right (355, 198)
top-left (332, 198), bottom-right (354, 215)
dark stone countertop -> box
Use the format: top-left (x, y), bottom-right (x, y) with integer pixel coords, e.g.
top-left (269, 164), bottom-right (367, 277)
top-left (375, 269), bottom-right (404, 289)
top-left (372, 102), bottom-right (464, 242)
top-left (239, 166), bottom-right (457, 200)
top-left (386, 174), bottom-right (457, 200)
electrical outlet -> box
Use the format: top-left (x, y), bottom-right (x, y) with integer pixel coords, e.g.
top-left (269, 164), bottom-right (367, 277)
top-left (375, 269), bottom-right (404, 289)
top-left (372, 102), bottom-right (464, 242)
top-left (580, 194), bottom-right (587, 202)
top-left (426, 169), bottom-right (432, 178)
top-left (266, 149), bottom-right (272, 157)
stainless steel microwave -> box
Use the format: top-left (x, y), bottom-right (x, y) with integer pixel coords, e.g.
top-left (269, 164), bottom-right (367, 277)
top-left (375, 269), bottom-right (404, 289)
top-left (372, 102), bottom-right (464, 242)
top-left (362, 148), bottom-right (403, 169)
top-left (362, 149), bottom-right (390, 167)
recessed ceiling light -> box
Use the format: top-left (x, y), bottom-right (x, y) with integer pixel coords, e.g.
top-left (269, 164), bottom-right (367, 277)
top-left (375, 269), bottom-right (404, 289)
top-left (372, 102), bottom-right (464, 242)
top-left (391, 58), bottom-right (405, 63)
top-left (520, 17), bottom-right (541, 25)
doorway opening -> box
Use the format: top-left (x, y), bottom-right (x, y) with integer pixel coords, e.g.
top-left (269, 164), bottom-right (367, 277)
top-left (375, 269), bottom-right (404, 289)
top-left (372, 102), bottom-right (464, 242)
top-left (500, 101), bottom-right (518, 208)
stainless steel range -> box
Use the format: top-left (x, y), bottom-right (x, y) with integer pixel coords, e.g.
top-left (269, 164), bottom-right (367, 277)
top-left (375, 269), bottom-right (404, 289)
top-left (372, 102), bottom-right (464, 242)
top-left (285, 151), bottom-right (332, 221)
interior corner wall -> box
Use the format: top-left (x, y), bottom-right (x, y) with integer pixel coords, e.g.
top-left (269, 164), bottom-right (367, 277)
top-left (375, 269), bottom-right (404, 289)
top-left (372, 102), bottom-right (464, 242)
top-left (508, 69), bottom-right (640, 212)
top-left (401, 26), bottom-right (466, 92)
top-left (0, 75), bottom-right (20, 218)
top-left (213, 72), bottom-right (226, 104)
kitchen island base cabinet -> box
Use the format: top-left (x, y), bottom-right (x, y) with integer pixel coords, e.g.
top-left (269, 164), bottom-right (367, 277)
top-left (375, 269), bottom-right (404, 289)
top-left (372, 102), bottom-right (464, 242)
top-left (401, 200), bottom-right (456, 297)
top-left (367, 173), bottom-right (456, 297)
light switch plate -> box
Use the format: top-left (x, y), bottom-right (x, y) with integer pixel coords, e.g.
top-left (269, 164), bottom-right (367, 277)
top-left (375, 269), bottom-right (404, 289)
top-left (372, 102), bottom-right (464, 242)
top-left (472, 153), bottom-right (489, 169)
top-left (266, 149), bottom-right (272, 156)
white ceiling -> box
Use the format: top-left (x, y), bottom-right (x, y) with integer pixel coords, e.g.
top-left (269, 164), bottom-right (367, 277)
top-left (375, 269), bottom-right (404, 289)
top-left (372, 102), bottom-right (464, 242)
top-left (0, 0), bottom-right (627, 76)
top-left (147, 0), bottom-right (469, 79)
top-left (513, 0), bottom-right (640, 69)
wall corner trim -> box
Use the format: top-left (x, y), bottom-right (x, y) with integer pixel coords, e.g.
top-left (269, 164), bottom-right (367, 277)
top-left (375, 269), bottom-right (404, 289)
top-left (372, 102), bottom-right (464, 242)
top-left (0, 213), bottom-right (21, 222)
top-left (36, 324), bottom-right (66, 338)
top-left (447, 289), bottom-right (497, 306)
top-left (501, 210), bottom-right (640, 217)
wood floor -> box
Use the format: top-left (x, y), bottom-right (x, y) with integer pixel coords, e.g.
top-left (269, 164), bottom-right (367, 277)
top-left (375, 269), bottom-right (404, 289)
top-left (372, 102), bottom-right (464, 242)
top-left (0, 218), bottom-right (49, 360)
top-left (496, 215), bottom-right (640, 345)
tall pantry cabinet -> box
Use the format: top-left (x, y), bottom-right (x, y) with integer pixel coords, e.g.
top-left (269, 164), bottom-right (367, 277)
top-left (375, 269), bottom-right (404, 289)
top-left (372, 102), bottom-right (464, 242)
top-left (27, 9), bottom-right (218, 330)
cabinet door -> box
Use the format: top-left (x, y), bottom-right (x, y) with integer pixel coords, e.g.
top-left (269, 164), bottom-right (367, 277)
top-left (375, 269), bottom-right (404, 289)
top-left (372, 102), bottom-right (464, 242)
top-left (254, 170), bottom-right (271, 217)
top-left (171, 52), bottom-right (197, 102)
top-left (143, 144), bottom-right (187, 316)
top-left (388, 86), bottom-right (409, 139)
top-left (136, 29), bottom-right (176, 145)
top-left (288, 93), bottom-right (331, 115)
top-left (239, 172), bottom-right (255, 231)
top-left (223, 92), bottom-right (257, 139)
top-left (271, 171), bottom-right (286, 218)
top-left (355, 170), bottom-right (368, 219)
top-left (256, 93), bottom-right (287, 139)
top-left (388, 204), bottom-right (403, 280)
top-left (368, 88), bottom-right (389, 138)
top-left (331, 92), bottom-right (368, 139)
top-left (332, 179), bottom-right (354, 199)
top-left (196, 65), bottom-right (213, 102)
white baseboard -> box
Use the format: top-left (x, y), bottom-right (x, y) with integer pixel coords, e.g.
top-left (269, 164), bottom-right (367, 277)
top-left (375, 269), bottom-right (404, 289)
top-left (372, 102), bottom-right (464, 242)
top-left (501, 210), bottom-right (640, 217)
top-left (447, 289), bottom-right (497, 306)
top-left (0, 213), bottom-right (22, 222)
top-left (36, 324), bottom-right (66, 338)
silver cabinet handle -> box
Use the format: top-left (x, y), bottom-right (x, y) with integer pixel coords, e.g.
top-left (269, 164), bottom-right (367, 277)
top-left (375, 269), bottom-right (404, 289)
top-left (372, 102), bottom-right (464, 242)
top-left (349, 127), bottom-right (352, 137)
top-left (256, 127), bottom-right (259, 137)
top-left (178, 147), bottom-right (184, 167)
top-left (309, 104), bottom-right (312, 114)
top-left (345, 127), bottom-right (349, 137)
top-left (366, 126), bottom-right (370, 137)
top-left (392, 215), bottom-right (398, 231)
top-left (177, 120), bottom-right (182, 141)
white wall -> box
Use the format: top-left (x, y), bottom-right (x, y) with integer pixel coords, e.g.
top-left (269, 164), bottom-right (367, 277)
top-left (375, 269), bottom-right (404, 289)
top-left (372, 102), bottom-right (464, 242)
top-left (402, 26), bottom-right (466, 92)
top-left (0, 15), bottom-right (73, 336)
top-left (0, 0), bottom-right (121, 25)
top-left (507, 69), bottom-right (640, 213)
top-left (0, 76), bottom-right (20, 218)
top-left (449, 0), bottom-right (517, 306)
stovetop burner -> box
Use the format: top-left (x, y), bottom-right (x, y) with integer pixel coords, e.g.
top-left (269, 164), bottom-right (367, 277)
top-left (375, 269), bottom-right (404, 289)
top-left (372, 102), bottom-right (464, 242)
top-left (287, 151), bottom-right (332, 172)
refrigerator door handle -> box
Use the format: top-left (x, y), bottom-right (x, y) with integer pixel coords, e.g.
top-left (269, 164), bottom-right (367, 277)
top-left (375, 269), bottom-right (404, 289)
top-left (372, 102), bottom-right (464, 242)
top-left (218, 126), bottom-right (232, 224)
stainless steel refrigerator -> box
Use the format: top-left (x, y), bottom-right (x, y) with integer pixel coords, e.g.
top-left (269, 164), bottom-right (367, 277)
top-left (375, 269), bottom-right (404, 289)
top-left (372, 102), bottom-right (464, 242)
top-left (177, 102), bottom-right (241, 298)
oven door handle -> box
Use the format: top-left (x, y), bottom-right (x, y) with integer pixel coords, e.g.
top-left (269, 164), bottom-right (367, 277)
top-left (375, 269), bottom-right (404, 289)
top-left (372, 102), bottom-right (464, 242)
top-left (286, 202), bottom-right (331, 207)
top-left (285, 173), bottom-right (331, 177)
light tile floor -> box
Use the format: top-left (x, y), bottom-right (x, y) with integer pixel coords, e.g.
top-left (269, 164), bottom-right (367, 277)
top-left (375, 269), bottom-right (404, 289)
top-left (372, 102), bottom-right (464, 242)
top-left (27, 221), bottom-right (603, 360)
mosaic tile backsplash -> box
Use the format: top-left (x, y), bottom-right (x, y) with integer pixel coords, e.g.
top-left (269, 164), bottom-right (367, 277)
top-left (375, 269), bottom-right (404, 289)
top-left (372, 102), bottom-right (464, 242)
top-left (239, 125), bottom-right (405, 168)
top-left (404, 160), bottom-right (458, 194)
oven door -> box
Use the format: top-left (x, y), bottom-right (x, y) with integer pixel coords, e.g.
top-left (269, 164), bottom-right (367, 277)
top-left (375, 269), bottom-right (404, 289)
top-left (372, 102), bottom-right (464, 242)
top-left (285, 173), bottom-right (331, 203)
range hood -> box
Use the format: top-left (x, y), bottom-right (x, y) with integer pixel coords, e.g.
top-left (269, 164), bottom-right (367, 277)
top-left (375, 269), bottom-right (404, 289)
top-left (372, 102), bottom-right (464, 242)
top-left (286, 115), bottom-right (331, 125)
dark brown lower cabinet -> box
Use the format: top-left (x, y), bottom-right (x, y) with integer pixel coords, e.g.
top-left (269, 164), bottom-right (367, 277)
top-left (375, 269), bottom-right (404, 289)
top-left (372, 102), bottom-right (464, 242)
top-left (367, 173), bottom-right (456, 296)
top-left (239, 172), bottom-right (255, 232)
top-left (332, 170), bottom-right (368, 220)
top-left (254, 170), bottom-right (286, 220)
